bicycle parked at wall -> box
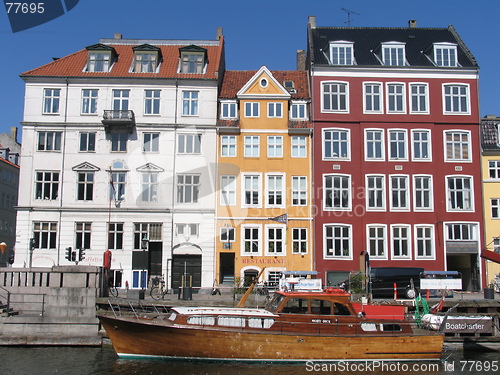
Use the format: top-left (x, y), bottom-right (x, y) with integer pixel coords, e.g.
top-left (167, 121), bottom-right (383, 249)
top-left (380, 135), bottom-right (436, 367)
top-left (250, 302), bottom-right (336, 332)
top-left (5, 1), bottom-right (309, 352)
top-left (150, 276), bottom-right (168, 300)
top-left (108, 277), bottom-right (119, 297)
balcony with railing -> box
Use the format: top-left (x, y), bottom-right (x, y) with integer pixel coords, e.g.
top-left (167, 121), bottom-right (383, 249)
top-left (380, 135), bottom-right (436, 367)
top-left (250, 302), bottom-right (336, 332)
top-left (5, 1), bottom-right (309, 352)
top-left (102, 110), bottom-right (135, 133)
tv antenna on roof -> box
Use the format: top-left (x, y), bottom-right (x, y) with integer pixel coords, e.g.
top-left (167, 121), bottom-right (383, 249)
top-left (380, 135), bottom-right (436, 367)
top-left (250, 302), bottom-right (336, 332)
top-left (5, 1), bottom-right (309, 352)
top-left (342, 7), bottom-right (360, 27)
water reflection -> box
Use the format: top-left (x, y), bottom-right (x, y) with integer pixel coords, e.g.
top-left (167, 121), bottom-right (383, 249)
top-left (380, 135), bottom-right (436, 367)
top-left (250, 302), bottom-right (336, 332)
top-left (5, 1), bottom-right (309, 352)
top-left (0, 345), bottom-right (498, 375)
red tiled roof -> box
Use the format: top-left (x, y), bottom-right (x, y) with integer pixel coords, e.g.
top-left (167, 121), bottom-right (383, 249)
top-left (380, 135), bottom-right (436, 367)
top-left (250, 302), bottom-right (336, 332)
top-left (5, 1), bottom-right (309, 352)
top-left (21, 38), bottom-right (225, 80)
top-left (0, 156), bottom-right (20, 169)
top-left (220, 70), bottom-right (310, 100)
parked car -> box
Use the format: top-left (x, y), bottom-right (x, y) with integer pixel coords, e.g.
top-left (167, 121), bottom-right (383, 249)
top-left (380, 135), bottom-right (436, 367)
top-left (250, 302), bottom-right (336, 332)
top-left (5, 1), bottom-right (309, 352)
top-left (369, 267), bottom-right (424, 299)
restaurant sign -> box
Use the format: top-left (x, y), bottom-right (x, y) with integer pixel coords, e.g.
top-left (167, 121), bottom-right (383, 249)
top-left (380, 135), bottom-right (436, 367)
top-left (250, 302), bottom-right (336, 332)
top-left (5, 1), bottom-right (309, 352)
top-left (446, 241), bottom-right (478, 254)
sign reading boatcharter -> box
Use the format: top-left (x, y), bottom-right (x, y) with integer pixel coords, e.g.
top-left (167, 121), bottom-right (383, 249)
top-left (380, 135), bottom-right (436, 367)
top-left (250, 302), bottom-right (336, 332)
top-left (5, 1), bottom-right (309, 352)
top-left (443, 316), bottom-right (493, 334)
top-left (3, 0), bottom-right (80, 32)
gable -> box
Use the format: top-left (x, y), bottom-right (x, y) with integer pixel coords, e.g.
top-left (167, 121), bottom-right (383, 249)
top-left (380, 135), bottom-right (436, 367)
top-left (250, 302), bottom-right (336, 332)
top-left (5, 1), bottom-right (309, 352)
top-left (72, 162), bottom-right (100, 171)
top-left (237, 66), bottom-right (291, 100)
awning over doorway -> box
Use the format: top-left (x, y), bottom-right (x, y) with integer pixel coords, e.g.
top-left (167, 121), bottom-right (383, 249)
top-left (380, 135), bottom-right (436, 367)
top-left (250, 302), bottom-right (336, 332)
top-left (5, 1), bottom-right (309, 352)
top-left (481, 249), bottom-right (500, 264)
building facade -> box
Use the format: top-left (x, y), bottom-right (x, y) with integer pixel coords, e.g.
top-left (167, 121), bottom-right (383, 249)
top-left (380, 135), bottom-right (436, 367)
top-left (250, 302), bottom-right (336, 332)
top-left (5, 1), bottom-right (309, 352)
top-left (480, 115), bottom-right (500, 283)
top-left (216, 67), bottom-right (313, 286)
top-left (307, 17), bottom-right (484, 290)
top-left (0, 147), bottom-right (19, 267)
top-left (16, 31), bottom-right (225, 291)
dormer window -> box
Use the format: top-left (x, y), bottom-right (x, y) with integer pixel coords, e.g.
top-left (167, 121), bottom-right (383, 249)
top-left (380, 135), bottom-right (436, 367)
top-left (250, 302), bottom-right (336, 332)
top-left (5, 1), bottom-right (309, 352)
top-left (220, 100), bottom-right (237, 119)
top-left (381, 42), bottom-right (406, 66)
top-left (132, 44), bottom-right (161, 73)
top-left (179, 45), bottom-right (207, 74)
top-left (329, 41), bottom-right (354, 65)
top-left (291, 101), bottom-right (308, 120)
top-left (433, 43), bottom-right (458, 67)
top-left (85, 44), bottom-right (116, 72)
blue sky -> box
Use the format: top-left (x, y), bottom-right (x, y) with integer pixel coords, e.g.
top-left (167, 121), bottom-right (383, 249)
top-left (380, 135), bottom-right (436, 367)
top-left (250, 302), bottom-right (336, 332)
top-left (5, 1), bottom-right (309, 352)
top-left (1, 0), bottom-right (499, 141)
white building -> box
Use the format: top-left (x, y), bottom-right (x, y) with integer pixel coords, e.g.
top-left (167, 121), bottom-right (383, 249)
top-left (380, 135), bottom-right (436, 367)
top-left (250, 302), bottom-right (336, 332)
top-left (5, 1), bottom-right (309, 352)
top-left (16, 31), bottom-right (225, 291)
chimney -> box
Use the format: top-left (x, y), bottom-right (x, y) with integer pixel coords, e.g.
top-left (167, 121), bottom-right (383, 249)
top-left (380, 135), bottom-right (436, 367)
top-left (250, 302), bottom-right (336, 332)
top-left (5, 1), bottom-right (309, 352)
top-left (308, 16), bottom-right (316, 29)
top-left (216, 27), bottom-right (223, 40)
top-left (408, 20), bottom-right (417, 28)
top-left (114, 33), bottom-right (123, 40)
top-left (10, 127), bottom-right (17, 142)
top-left (297, 50), bottom-right (306, 71)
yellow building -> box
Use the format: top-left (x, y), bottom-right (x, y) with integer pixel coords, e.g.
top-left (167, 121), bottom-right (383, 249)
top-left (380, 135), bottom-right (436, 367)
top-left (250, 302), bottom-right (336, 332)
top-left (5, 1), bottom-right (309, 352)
top-left (216, 67), bottom-right (313, 286)
top-left (480, 115), bottom-right (500, 284)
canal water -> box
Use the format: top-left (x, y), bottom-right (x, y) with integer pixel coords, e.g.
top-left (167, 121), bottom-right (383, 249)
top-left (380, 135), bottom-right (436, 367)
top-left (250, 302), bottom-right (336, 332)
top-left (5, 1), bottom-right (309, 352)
top-left (1, 345), bottom-right (498, 375)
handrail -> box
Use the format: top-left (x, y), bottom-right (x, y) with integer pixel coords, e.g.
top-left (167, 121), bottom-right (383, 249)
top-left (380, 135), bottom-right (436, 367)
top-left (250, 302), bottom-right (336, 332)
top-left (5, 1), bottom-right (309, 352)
top-left (0, 285), bottom-right (11, 314)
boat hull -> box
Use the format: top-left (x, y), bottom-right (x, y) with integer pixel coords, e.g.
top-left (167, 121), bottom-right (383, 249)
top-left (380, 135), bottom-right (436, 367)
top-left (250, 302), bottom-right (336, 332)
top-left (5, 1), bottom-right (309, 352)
top-left (99, 315), bottom-right (444, 361)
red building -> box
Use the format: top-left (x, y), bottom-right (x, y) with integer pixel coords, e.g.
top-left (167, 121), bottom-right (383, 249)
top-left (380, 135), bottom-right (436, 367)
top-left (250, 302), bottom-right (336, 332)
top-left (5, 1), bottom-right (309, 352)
top-left (307, 17), bottom-right (483, 291)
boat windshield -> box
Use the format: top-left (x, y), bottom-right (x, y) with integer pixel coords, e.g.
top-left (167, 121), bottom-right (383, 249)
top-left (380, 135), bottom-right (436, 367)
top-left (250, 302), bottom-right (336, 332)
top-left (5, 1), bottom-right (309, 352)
top-left (265, 293), bottom-right (285, 313)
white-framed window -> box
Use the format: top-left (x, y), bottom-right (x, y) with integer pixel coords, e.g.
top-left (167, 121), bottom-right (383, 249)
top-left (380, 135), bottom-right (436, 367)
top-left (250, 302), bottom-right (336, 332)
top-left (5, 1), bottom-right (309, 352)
top-left (323, 128), bottom-right (350, 160)
top-left (413, 175), bottom-right (433, 211)
top-left (81, 89), bottom-right (98, 114)
top-left (142, 173), bottom-right (159, 202)
top-left (265, 225), bottom-right (286, 256)
top-left (445, 130), bottom-right (471, 161)
top-left (112, 90), bottom-right (129, 110)
top-left (133, 52), bottom-right (158, 73)
top-left (491, 198), bottom-right (500, 219)
top-left (411, 129), bottom-right (431, 161)
top-left (388, 129), bottom-right (407, 160)
top-left (290, 102), bottom-right (307, 120)
top-left (35, 171), bottom-right (59, 200)
top-left (447, 175), bottom-right (473, 211)
top-left (220, 226), bottom-right (235, 243)
top-left (243, 174), bottom-right (261, 207)
top-left (387, 83), bottom-right (406, 113)
top-left (176, 223), bottom-right (199, 238)
top-left (180, 52), bottom-right (205, 74)
top-left (143, 133), bottom-right (159, 153)
top-left (415, 225), bottom-right (434, 259)
top-left (87, 52), bottom-right (111, 72)
top-left (391, 225), bottom-right (411, 259)
top-left (365, 129), bottom-right (385, 160)
top-left (364, 83), bottom-right (382, 113)
top-left (79, 132), bottom-right (96, 152)
top-left (43, 88), bottom-right (61, 114)
top-left (110, 132), bottom-right (127, 152)
top-left (322, 82), bottom-right (348, 112)
top-left (324, 174), bottom-right (351, 211)
top-left (390, 175), bottom-right (409, 211)
top-left (242, 224), bottom-right (261, 255)
top-left (221, 135), bottom-right (236, 157)
top-left (244, 102), bottom-right (259, 117)
top-left (221, 101), bottom-right (237, 119)
top-left (488, 161), bottom-right (500, 179)
top-left (33, 222), bottom-right (57, 250)
top-left (292, 228), bottom-right (307, 254)
top-left (178, 134), bottom-right (201, 154)
top-left (182, 91), bottom-right (199, 116)
top-left (77, 172), bottom-right (94, 201)
top-left (434, 43), bottom-right (458, 67)
top-left (292, 176), bottom-right (307, 206)
top-left (291, 136), bottom-right (306, 158)
top-left (329, 42), bottom-right (354, 65)
top-left (367, 224), bottom-right (387, 259)
top-left (409, 83), bottom-right (428, 114)
top-left (446, 223), bottom-right (477, 241)
top-left (220, 175), bottom-right (236, 206)
top-left (244, 136), bottom-right (259, 157)
top-left (366, 175), bottom-right (385, 211)
top-left (267, 136), bottom-right (283, 157)
top-left (144, 90), bottom-right (160, 115)
top-left (324, 224), bottom-right (351, 259)
top-left (268, 102), bottom-right (283, 118)
top-left (110, 161), bottom-right (126, 202)
top-left (382, 43), bottom-right (405, 66)
top-left (37, 131), bottom-right (62, 151)
top-left (266, 174), bottom-right (284, 207)
top-left (108, 223), bottom-right (124, 250)
top-left (75, 222), bottom-right (92, 250)
top-left (177, 174), bottom-right (200, 203)
top-left (443, 84), bottom-right (469, 114)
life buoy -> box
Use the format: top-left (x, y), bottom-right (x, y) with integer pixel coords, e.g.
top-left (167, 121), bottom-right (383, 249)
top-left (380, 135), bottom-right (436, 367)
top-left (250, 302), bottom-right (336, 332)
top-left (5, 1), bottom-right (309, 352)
top-left (103, 250), bottom-right (112, 270)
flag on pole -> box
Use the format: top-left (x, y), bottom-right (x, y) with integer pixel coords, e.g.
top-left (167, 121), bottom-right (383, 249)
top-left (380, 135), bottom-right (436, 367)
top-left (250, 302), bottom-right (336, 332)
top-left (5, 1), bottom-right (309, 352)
top-left (269, 213), bottom-right (288, 224)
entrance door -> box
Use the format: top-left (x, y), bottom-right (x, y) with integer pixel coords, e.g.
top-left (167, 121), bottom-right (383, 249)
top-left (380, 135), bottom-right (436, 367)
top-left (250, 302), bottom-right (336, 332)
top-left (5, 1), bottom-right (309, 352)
top-left (219, 253), bottom-right (235, 284)
top-left (148, 242), bottom-right (162, 277)
top-left (171, 254), bottom-right (201, 291)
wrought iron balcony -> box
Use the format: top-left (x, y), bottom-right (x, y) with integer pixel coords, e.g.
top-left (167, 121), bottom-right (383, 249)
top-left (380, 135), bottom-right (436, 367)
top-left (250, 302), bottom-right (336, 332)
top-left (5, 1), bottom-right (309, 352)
top-left (102, 110), bottom-right (135, 133)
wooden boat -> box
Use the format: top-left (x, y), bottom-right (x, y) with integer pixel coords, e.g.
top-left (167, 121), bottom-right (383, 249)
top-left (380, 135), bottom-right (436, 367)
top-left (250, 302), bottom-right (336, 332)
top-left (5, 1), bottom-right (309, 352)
top-left (98, 287), bottom-right (444, 361)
